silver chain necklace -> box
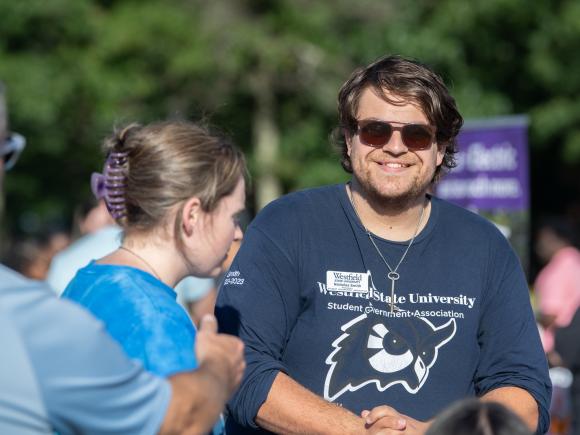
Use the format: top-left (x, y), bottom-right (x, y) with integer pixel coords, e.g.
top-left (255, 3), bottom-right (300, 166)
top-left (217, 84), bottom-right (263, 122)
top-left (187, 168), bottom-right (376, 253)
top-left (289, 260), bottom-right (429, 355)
top-left (119, 246), bottom-right (162, 282)
top-left (347, 184), bottom-right (426, 313)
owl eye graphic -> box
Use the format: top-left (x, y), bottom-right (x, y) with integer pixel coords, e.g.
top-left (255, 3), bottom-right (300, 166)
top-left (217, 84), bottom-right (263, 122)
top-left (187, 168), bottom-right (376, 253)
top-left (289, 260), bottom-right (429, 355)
top-left (367, 323), bottom-right (413, 373)
top-left (324, 311), bottom-right (457, 401)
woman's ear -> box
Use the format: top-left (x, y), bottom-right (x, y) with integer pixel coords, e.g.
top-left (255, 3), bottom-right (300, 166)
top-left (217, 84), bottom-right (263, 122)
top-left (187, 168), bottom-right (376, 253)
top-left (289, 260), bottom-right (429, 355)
top-left (181, 196), bottom-right (202, 237)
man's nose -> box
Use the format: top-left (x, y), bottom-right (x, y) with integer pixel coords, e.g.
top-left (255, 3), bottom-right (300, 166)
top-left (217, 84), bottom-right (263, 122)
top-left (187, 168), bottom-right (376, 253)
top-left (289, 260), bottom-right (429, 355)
top-left (381, 130), bottom-right (407, 155)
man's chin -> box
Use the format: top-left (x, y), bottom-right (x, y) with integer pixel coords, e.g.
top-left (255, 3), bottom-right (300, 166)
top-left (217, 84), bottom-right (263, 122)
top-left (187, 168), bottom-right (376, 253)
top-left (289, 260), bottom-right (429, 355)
top-left (366, 183), bottom-right (426, 208)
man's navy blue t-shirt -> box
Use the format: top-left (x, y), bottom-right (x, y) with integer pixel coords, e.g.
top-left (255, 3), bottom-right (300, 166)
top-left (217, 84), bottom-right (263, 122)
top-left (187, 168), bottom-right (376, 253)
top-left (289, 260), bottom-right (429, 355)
top-left (216, 184), bottom-right (551, 434)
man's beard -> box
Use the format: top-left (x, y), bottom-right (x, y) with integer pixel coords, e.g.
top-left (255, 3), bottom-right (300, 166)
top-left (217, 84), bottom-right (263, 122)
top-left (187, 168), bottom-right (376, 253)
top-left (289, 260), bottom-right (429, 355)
top-left (353, 169), bottom-right (434, 213)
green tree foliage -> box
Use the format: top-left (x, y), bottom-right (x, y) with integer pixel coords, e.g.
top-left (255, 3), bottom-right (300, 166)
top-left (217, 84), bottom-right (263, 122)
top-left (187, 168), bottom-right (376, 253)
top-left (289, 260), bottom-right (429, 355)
top-left (1, 0), bottom-right (579, 236)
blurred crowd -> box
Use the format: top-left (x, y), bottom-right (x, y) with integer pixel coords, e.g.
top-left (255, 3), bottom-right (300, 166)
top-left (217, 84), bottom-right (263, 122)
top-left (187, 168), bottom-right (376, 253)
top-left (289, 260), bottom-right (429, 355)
top-left (533, 218), bottom-right (580, 435)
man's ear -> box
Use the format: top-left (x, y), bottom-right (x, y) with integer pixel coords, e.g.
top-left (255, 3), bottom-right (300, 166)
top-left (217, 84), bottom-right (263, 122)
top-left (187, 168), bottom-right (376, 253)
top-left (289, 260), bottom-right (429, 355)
top-left (436, 143), bottom-right (445, 167)
top-left (344, 129), bottom-right (353, 157)
top-left (181, 196), bottom-right (202, 237)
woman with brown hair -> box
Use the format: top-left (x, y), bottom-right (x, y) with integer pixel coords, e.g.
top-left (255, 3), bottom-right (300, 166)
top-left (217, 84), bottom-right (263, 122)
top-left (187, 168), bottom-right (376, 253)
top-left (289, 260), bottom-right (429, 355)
top-left (62, 121), bottom-right (246, 430)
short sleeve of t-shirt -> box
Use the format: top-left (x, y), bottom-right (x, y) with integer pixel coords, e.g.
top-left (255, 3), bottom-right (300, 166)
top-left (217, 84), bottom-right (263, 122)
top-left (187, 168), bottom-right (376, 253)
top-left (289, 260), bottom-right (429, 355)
top-left (1, 277), bottom-right (170, 435)
top-left (137, 310), bottom-right (198, 377)
top-left (63, 263), bottom-right (198, 378)
top-left (37, 299), bottom-right (170, 435)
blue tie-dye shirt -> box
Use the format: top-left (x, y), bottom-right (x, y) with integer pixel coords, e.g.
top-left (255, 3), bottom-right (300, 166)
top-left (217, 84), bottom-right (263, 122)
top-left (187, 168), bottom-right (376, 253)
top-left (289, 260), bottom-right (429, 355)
top-left (63, 262), bottom-right (197, 377)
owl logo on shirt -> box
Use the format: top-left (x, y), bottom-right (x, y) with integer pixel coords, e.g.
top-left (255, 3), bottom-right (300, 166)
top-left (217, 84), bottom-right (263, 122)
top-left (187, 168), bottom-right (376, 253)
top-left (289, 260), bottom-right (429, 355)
top-left (324, 312), bottom-right (456, 401)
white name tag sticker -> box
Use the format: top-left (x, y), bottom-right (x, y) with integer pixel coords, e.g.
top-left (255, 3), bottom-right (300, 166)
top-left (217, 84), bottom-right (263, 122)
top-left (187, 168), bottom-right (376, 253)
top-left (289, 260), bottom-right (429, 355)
top-left (326, 271), bottom-right (369, 294)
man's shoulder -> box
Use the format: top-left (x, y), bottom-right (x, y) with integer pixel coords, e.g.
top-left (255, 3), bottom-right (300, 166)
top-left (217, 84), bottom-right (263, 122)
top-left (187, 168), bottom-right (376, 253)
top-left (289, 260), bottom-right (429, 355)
top-left (233, 185), bottom-right (342, 255)
top-left (0, 263), bottom-right (31, 290)
top-left (0, 267), bottom-right (128, 369)
top-left (257, 184), bottom-right (342, 219)
top-left (0, 265), bottom-right (57, 314)
top-left (433, 196), bottom-right (507, 240)
top-left (269, 184), bottom-right (340, 206)
top-left (0, 268), bottom-right (171, 435)
top-left (0, 267), bottom-right (102, 335)
top-left (431, 197), bottom-right (520, 272)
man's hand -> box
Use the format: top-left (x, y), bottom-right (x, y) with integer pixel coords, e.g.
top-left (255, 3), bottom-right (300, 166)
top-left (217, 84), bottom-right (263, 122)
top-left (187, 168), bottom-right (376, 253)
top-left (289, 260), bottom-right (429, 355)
top-left (362, 406), bottom-right (430, 435)
top-left (196, 314), bottom-right (245, 398)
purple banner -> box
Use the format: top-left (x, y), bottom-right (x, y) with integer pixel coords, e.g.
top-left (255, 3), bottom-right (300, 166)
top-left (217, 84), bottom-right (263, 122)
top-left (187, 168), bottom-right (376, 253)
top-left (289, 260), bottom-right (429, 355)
top-left (435, 116), bottom-right (529, 211)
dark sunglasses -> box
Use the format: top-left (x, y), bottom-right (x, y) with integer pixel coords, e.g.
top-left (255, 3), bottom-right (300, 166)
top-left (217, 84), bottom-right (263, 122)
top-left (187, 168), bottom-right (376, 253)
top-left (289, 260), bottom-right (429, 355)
top-left (1, 132), bottom-right (26, 170)
top-left (356, 119), bottom-right (436, 151)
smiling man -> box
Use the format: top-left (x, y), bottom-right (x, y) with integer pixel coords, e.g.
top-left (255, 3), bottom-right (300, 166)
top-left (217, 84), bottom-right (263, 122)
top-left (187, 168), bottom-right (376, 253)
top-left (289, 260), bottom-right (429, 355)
top-left (216, 55), bottom-right (551, 434)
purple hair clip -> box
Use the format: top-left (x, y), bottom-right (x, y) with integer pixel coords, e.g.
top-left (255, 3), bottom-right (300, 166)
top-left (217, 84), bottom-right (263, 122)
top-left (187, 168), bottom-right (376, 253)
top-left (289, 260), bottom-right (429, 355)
top-left (90, 151), bottom-right (129, 219)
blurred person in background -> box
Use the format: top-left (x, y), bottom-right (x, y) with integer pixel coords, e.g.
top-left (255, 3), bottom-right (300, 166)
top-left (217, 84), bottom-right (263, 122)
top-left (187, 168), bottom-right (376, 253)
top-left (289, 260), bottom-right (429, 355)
top-left (555, 309), bottom-right (580, 435)
top-left (534, 216), bottom-right (580, 435)
top-left (5, 237), bottom-right (50, 279)
top-left (534, 216), bottom-right (580, 362)
top-left (47, 198), bottom-right (123, 294)
top-left (62, 120), bottom-right (247, 434)
top-left (216, 54), bottom-right (550, 434)
top-left (424, 399), bottom-right (532, 435)
top-left (0, 81), bottom-right (244, 434)
top-left (75, 197), bottom-right (116, 236)
top-left (177, 275), bottom-right (219, 327)
top-left (6, 230), bottom-right (70, 280)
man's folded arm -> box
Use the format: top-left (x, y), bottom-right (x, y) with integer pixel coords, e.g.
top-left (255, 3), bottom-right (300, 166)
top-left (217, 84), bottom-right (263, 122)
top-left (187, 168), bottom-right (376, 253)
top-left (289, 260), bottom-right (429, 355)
top-left (255, 372), bottom-right (408, 435)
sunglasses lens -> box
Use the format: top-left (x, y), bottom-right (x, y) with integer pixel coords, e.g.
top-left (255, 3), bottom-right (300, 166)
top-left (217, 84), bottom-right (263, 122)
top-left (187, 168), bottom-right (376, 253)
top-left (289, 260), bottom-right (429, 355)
top-left (2, 133), bottom-right (26, 170)
top-left (3, 151), bottom-right (14, 164)
top-left (3, 151), bottom-right (16, 169)
top-left (359, 121), bottom-right (392, 147)
top-left (402, 124), bottom-right (433, 150)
